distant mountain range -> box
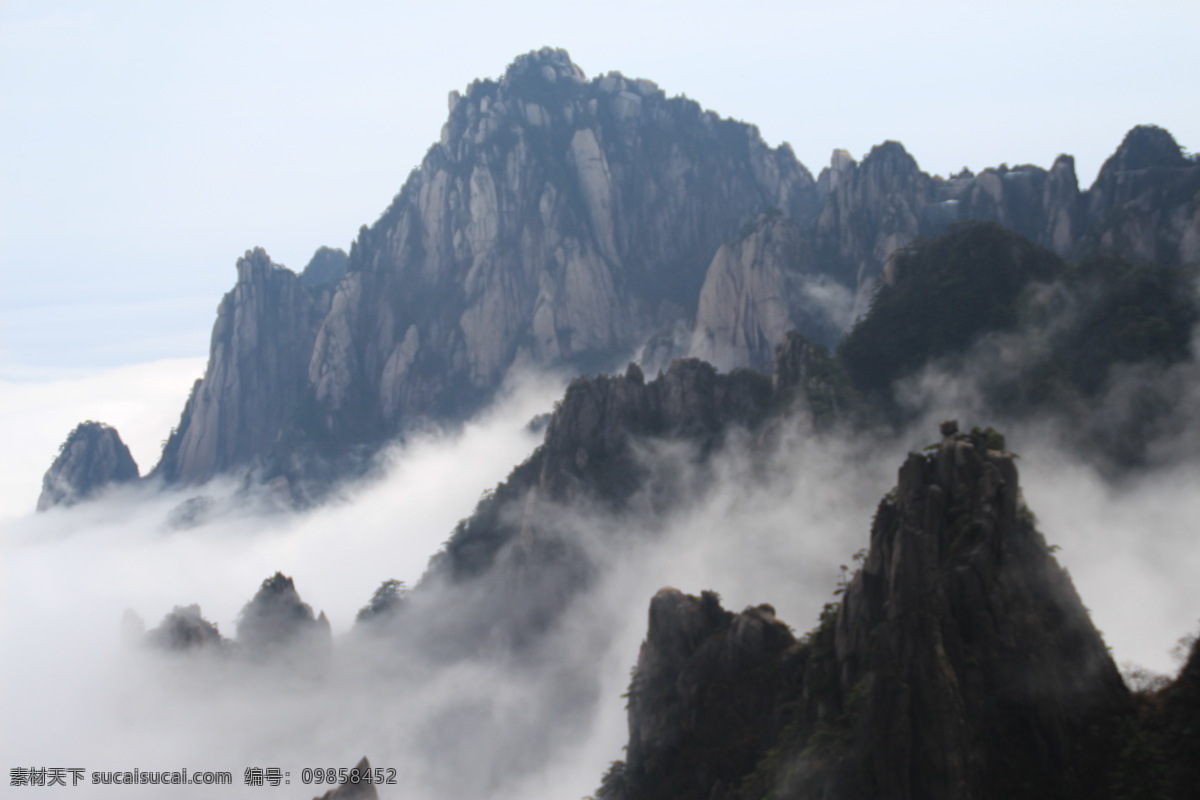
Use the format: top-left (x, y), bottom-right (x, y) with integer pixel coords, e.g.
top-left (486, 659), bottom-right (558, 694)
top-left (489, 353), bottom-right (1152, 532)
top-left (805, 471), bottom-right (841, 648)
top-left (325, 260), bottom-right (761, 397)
top-left (37, 47), bottom-right (1200, 510)
top-left (31, 48), bottom-right (1200, 800)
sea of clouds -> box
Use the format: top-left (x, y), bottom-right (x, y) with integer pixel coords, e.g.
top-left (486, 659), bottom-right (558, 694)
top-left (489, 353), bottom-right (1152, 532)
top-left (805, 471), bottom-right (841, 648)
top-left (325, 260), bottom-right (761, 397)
top-left (2, 355), bottom-right (1197, 799)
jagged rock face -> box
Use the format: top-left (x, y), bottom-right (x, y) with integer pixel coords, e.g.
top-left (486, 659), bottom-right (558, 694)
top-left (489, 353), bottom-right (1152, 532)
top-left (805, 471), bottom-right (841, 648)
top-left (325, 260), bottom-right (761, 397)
top-left (117, 46), bottom-right (1195, 495)
top-left (305, 47), bottom-right (814, 443)
top-left (690, 212), bottom-right (852, 369)
top-left (155, 248), bottom-right (327, 485)
top-left (818, 429), bottom-right (1130, 800)
top-left (604, 426), bottom-right (1134, 800)
top-left (814, 141), bottom-right (933, 310)
top-left (621, 589), bottom-right (796, 800)
top-left (433, 335), bottom-right (851, 593)
top-left (535, 359), bottom-right (773, 502)
top-left (409, 338), bottom-right (859, 666)
top-left (812, 127), bottom-right (1197, 316)
top-left (236, 572), bottom-right (332, 663)
top-left (37, 421), bottom-right (139, 511)
top-left (1084, 125), bottom-right (1200, 265)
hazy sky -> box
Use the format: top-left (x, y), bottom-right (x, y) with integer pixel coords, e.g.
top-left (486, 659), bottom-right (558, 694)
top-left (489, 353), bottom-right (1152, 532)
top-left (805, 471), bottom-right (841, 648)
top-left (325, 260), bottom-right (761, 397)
top-left (1, 0), bottom-right (1197, 376)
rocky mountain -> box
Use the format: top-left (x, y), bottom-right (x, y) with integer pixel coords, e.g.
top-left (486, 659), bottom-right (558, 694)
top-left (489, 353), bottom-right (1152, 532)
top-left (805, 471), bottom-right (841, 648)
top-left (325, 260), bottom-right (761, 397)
top-left (152, 248), bottom-right (330, 485)
top-left (144, 604), bottom-right (225, 653)
top-left (37, 421), bottom-right (139, 511)
top-left (36, 49), bottom-right (1198, 506)
top-left (398, 333), bottom-right (848, 657)
top-left (135, 326), bottom-right (1197, 799)
top-left (592, 423), bottom-right (1150, 800)
top-left (144, 572), bottom-right (331, 666)
top-left (236, 572), bottom-right (332, 663)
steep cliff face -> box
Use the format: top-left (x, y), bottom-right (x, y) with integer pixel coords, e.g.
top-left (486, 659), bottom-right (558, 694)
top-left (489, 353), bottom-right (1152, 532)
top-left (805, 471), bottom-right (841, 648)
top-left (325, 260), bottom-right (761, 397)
top-left (42, 50), bottom-right (1198, 502)
top-left (618, 589), bottom-right (797, 800)
top-left (601, 424), bottom-right (1135, 800)
top-left (37, 421), bottom-right (140, 510)
top-left (814, 141), bottom-right (934, 306)
top-left (154, 248), bottom-right (327, 485)
top-left (303, 48), bottom-right (814, 446)
top-left (690, 212), bottom-right (852, 369)
top-left (1083, 125), bottom-right (1200, 265)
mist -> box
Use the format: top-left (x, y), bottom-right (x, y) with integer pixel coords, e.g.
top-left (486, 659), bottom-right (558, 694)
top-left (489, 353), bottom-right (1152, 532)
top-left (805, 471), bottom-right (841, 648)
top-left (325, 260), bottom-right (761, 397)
top-left (3, 352), bottom-right (1199, 799)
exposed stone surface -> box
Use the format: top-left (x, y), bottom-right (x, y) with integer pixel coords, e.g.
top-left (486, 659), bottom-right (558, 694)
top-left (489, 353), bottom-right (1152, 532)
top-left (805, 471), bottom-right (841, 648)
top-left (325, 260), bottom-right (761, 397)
top-left (154, 248), bottom-right (326, 485)
top-left (814, 140), bottom-right (933, 311)
top-left (303, 47), bottom-right (814, 450)
top-left (690, 212), bottom-right (852, 369)
top-left (599, 425), bottom-right (1137, 800)
top-left (54, 50), bottom-right (1195, 501)
top-left (37, 421), bottom-right (139, 511)
top-left (620, 589), bottom-right (796, 800)
top-left (1083, 125), bottom-right (1200, 265)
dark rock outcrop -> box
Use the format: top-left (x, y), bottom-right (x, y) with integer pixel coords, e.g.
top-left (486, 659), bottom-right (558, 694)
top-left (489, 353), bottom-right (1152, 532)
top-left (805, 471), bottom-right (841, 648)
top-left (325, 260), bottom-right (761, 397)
top-left (145, 605), bottom-right (226, 653)
top-left (1082, 125), bottom-right (1200, 265)
top-left (37, 421), bottom-right (139, 511)
top-left (620, 589), bottom-right (796, 800)
top-left (236, 572), bottom-right (332, 663)
top-left (601, 425), bottom-right (1136, 800)
top-left (409, 337), bottom-right (856, 662)
top-left (838, 221), bottom-right (1063, 400)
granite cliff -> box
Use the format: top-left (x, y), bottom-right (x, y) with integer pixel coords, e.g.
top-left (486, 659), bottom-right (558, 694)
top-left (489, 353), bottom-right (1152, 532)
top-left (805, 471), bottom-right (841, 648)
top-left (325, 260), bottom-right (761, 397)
top-left (594, 423), bottom-right (1148, 800)
top-left (37, 51), bottom-right (1198, 511)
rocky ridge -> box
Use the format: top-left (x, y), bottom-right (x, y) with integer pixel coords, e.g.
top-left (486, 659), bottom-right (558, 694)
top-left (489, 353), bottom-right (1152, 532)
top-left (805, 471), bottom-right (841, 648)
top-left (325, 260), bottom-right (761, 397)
top-left (597, 423), bottom-right (1140, 800)
top-left (144, 572), bottom-right (331, 666)
top-left (37, 50), bottom-right (1199, 510)
top-left (153, 248), bottom-right (329, 486)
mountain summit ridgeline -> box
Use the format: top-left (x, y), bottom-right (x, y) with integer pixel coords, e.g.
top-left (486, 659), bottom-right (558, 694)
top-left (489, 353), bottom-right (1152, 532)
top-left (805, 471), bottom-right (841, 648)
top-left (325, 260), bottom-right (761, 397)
top-left (37, 48), bottom-right (1200, 509)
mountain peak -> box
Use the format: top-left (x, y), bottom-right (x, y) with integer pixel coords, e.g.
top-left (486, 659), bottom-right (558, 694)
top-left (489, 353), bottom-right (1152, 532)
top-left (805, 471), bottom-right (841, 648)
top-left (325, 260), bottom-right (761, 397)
top-left (501, 47), bottom-right (586, 85)
top-left (1099, 124), bottom-right (1189, 176)
top-left (37, 421), bottom-right (139, 511)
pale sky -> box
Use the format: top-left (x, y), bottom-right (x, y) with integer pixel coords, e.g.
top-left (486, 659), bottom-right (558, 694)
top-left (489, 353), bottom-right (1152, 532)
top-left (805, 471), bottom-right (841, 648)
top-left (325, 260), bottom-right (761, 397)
top-left (1, 0), bottom-right (1198, 375)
